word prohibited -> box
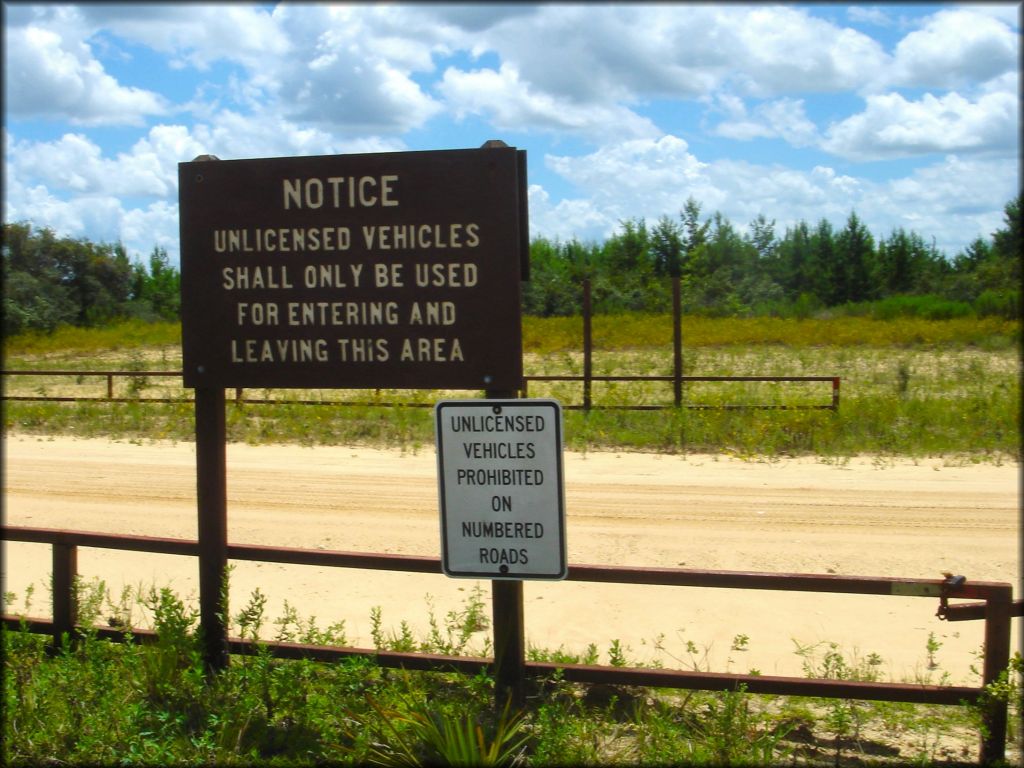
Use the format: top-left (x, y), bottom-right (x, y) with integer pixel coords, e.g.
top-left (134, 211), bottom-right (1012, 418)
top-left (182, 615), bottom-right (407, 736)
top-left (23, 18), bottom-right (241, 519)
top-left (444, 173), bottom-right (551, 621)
top-left (435, 399), bottom-right (567, 580)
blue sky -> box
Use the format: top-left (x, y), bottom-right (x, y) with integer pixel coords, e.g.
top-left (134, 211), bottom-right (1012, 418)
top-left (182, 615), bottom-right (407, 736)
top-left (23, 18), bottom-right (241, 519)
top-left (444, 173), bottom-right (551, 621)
top-left (3, 3), bottom-right (1020, 267)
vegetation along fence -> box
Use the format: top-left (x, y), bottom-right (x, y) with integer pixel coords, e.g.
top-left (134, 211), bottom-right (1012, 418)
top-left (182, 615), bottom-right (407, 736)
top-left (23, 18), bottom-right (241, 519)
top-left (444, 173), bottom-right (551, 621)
top-left (1, 524), bottom-right (1019, 764)
top-left (2, 279), bottom-right (841, 411)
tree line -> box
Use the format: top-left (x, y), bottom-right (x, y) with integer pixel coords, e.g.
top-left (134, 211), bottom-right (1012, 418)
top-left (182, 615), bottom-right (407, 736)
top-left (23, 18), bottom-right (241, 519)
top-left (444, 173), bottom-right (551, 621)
top-left (523, 195), bottom-right (1020, 319)
top-left (2, 195), bottom-right (1019, 335)
top-left (2, 222), bottom-right (179, 335)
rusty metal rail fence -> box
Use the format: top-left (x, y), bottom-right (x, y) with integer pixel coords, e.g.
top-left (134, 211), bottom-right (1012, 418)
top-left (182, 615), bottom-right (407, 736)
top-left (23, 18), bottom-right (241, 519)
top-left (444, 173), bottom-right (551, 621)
top-left (2, 278), bottom-right (840, 411)
top-left (1, 524), bottom-right (1017, 764)
top-left (1, 369), bottom-right (183, 404)
top-left (0, 369), bottom-right (841, 411)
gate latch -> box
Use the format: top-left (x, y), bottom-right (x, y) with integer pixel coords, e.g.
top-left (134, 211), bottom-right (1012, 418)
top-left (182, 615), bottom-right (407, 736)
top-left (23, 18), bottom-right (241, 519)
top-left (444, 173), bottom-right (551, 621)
top-left (936, 573), bottom-right (966, 620)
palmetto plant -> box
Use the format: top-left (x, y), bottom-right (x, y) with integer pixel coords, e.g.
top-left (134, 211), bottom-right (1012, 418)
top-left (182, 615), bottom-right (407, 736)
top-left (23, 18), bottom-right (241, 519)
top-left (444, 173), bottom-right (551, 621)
top-left (356, 690), bottom-right (529, 767)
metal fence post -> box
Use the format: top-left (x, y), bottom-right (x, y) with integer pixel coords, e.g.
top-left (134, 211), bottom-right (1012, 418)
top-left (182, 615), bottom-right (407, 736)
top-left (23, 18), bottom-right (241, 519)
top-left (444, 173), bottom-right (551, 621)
top-left (486, 387), bottom-right (526, 709)
top-left (52, 542), bottom-right (78, 648)
top-left (979, 586), bottom-right (1012, 764)
top-left (672, 276), bottom-right (682, 407)
top-left (582, 279), bottom-right (592, 412)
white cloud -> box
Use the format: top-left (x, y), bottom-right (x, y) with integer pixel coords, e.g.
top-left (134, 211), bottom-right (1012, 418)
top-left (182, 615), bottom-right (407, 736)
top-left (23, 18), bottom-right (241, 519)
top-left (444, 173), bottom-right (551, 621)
top-left (11, 4), bottom-right (444, 135)
top-left (188, 109), bottom-right (407, 161)
top-left (886, 9), bottom-right (1018, 89)
top-left (723, 155), bottom-right (1015, 257)
top-left (411, 4), bottom-right (538, 35)
top-left (885, 154), bottom-right (1015, 210)
top-left (532, 138), bottom-right (820, 243)
top-left (822, 89), bottom-right (1018, 160)
top-left (527, 136), bottom-right (717, 243)
top-left (729, 7), bottom-right (889, 97)
top-left (3, 124), bottom-right (180, 261)
top-left (811, 166), bottom-right (862, 196)
top-left (10, 132), bottom-right (107, 193)
top-left (8, 127), bottom-right (203, 199)
top-left (872, 155), bottom-right (1017, 252)
top-left (527, 184), bottom-right (612, 244)
top-left (261, 5), bottom-right (443, 133)
top-left (3, 171), bottom-right (124, 247)
top-left (545, 136), bottom-right (709, 225)
top-left (3, 111), bottom-right (408, 266)
top-left (712, 98), bottom-right (819, 147)
top-left (3, 21), bottom-right (167, 125)
top-left (79, 4), bottom-right (289, 71)
top-left (428, 5), bottom-right (724, 103)
top-left (980, 70), bottom-right (1020, 96)
top-left (958, 4), bottom-right (1022, 28)
top-left (191, 111), bottom-right (334, 160)
top-left (2, 165), bottom-right (182, 265)
top-left (530, 134), bottom-right (1014, 257)
top-left (846, 7), bottom-right (894, 27)
top-left (697, 160), bottom-right (853, 233)
top-left (439, 63), bottom-right (660, 142)
top-left (7, 113), bottom-right (405, 207)
top-left (429, 3), bottom-right (890, 142)
top-left (120, 201), bottom-right (181, 258)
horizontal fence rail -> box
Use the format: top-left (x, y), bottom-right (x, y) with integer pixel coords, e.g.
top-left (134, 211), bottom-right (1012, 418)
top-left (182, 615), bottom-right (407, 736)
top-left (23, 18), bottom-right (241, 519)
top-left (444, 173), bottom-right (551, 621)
top-left (1, 369), bottom-right (841, 411)
top-left (2, 277), bottom-right (840, 411)
top-left (1, 524), bottom-right (1015, 763)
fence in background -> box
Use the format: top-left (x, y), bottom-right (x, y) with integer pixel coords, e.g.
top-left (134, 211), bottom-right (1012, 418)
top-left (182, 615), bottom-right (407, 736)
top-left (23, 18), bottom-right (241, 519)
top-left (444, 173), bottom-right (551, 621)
top-left (2, 279), bottom-right (840, 411)
top-left (0, 369), bottom-right (840, 411)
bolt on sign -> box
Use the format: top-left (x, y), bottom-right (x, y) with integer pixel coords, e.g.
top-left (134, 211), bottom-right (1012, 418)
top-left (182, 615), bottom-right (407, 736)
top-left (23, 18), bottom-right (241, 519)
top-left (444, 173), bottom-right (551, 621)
top-left (178, 146), bottom-right (527, 390)
top-left (435, 399), bottom-right (567, 580)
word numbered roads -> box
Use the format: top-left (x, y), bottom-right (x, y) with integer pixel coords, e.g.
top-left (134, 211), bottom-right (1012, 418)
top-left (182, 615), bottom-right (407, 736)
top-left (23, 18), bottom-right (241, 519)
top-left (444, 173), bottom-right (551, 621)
top-left (435, 399), bottom-right (567, 580)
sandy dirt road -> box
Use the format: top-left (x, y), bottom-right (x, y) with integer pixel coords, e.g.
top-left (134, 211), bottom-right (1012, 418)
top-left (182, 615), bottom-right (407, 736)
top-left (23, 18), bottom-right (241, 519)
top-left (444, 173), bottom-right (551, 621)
top-left (2, 435), bottom-right (1019, 682)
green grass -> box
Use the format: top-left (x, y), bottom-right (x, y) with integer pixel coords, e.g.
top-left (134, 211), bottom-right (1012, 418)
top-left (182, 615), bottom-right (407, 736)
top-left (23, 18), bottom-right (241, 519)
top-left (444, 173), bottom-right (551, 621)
top-left (4, 319), bottom-right (181, 357)
top-left (525, 313), bottom-right (1020, 353)
top-left (2, 315), bottom-right (1020, 460)
top-left (5, 579), bottom-right (1018, 766)
top-left (5, 314), bottom-right (1017, 357)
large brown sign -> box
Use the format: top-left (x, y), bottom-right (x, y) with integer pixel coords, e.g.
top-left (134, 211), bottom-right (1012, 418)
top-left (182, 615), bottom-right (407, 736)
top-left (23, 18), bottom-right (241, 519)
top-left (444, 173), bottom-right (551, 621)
top-left (179, 147), bottom-right (526, 390)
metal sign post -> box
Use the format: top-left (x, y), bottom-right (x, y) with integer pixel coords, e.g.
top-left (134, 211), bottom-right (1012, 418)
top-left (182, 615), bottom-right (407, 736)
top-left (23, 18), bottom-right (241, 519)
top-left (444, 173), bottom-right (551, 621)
top-left (436, 396), bottom-right (566, 708)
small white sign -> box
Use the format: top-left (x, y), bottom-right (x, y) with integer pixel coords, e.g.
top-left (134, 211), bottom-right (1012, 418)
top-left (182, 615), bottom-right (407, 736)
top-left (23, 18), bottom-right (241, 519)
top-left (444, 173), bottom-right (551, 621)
top-left (435, 399), bottom-right (567, 580)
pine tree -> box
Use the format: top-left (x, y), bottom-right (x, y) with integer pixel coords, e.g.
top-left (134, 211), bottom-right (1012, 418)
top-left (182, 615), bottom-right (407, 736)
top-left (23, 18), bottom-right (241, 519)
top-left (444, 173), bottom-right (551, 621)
top-left (835, 212), bottom-right (875, 303)
top-left (651, 215), bottom-right (684, 277)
